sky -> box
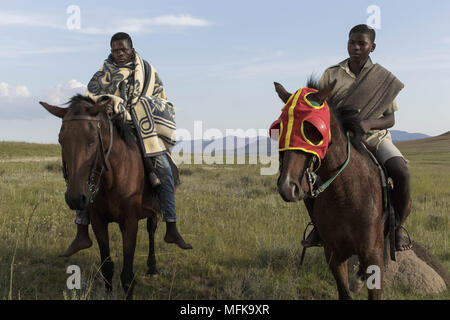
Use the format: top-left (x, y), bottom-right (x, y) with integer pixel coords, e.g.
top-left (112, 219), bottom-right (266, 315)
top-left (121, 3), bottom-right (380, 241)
top-left (1, 0), bottom-right (450, 143)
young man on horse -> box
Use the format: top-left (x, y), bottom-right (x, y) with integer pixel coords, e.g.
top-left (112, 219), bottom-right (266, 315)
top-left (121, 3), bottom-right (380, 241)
top-left (59, 32), bottom-right (192, 257)
top-left (302, 24), bottom-right (412, 251)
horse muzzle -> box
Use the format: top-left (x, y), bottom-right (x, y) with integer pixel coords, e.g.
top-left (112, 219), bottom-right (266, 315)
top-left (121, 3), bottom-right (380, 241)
top-left (65, 190), bottom-right (89, 210)
top-left (278, 175), bottom-right (306, 202)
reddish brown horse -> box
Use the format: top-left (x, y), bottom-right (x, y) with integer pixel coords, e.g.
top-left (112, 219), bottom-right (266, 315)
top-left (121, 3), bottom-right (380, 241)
top-left (273, 80), bottom-right (385, 300)
top-left (40, 95), bottom-right (160, 299)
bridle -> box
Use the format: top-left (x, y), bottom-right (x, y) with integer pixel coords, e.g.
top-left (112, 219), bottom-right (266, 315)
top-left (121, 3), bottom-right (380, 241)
top-left (61, 114), bottom-right (114, 203)
top-left (278, 132), bottom-right (351, 198)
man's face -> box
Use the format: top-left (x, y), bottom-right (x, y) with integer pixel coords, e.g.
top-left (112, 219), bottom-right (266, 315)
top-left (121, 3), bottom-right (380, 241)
top-left (111, 39), bottom-right (134, 66)
top-left (347, 32), bottom-right (375, 64)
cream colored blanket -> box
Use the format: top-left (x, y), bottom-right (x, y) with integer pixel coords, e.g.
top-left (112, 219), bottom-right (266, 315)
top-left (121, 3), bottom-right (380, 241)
top-left (86, 52), bottom-right (176, 156)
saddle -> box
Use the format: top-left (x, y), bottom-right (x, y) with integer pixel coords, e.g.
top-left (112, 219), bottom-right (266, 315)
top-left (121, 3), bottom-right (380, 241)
top-left (299, 141), bottom-right (407, 266)
top-left (361, 143), bottom-right (398, 263)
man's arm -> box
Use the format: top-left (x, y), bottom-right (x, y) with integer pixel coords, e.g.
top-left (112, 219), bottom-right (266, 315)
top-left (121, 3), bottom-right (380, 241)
top-left (153, 71), bottom-right (167, 99)
top-left (360, 98), bottom-right (398, 133)
top-left (360, 113), bottom-right (395, 134)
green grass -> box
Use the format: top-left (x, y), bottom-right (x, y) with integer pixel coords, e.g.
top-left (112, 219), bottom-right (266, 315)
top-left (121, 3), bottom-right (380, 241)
top-left (0, 142), bottom-right (60, 159)
top-left (0, 140), bottom-right (448, 300)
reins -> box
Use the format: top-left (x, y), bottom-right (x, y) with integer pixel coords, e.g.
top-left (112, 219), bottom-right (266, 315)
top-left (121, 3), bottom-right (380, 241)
top-left (62, 114), bottom-right (114, 203)
top-left (305, 131), bottom-right (351, 198)
top-left (299, 131), bottom-right (351, 266)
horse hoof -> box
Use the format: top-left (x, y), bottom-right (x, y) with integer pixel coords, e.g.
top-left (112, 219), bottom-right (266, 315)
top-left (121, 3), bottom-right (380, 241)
top-left (145, 269), bottom-right (159, 278)
top-left (349, 275), bottom-right (365, 293)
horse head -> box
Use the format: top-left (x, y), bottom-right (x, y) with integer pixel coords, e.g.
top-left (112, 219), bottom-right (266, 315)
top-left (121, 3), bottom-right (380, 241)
top-left (39, 95), bottom-right (111, 210)
top-left (271, 80), bottom-right (336, 202)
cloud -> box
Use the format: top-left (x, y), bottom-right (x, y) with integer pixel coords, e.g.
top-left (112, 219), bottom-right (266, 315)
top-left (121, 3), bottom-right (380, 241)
top-left (0, 11), bottom-right (63, 29)
top-left (0, 80), bottom-right (86, 119)
top-left (175, 51), bottom-right (336, 81)
top-left (77, 14), bottom-right (211, 35)
top-left (0, 47), bottom-right (80, 58)
top-left (39, 79), bottom-right (86, 105)
top-left (0, 82), bottom-right (31, 97)
top-left (0, 11), bottom-right (210, 35)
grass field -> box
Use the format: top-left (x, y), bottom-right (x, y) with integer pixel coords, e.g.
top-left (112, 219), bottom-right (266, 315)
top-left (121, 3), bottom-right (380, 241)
top-left (0, 134), bottom-right (448, 300)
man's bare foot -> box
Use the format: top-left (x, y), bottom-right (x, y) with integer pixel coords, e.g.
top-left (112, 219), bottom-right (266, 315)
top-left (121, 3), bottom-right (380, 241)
top-left (59, 237), bottom-right (92, 257)
top-left (395, 228), bottom-right (412, 251)
top-left (164, 222), bottom-right (192, 250)
top-left (59, 224), bottom-right (92, 257)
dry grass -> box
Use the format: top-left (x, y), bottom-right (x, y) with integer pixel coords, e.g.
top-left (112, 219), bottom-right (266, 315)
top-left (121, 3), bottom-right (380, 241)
top-left (0, 137), bottom-right (448, 300)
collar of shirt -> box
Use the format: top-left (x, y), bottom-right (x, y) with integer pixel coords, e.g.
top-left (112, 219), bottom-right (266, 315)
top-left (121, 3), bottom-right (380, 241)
top-left (337, 57), bottom-right (373, 79)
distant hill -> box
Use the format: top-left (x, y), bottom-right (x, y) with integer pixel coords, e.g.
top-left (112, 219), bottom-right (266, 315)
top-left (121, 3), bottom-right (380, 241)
top-left (173, 130), bottom-right (436, 156)
top-left (390, 130), bottom-right (430, 142)
top-left (395, 131), bottom-right (450, 154)
top-left (173, 136), bottom-right (277, 156)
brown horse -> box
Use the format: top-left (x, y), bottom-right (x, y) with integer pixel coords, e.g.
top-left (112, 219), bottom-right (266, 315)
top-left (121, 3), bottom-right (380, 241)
top-left (273, 80), bottom-right (385, 300)
top-left (40, 95), bottom-right (160, 299)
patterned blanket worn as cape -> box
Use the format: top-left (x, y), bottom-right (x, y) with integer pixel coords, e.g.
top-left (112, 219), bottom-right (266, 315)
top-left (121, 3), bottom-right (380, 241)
top-left (86, 52), bottom-right (176, 157)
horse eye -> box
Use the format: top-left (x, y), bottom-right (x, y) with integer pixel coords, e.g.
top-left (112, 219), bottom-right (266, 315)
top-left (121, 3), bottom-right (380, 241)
top-left (303, 121), bottom-right (323, 145)
top-left (88, 141), bottom-right (95, 147)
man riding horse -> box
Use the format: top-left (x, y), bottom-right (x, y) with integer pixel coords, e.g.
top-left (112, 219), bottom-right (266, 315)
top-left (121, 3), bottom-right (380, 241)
top-left (301, 24), bottom-right (412, 251)
top-left (59, 32), bottom-right (192, 257)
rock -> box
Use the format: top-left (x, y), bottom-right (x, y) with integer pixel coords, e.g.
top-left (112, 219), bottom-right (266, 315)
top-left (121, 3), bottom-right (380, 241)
top-left (347, 242), bottom-right (448, 296)
top-left (384, 249), bottom-right (446, 295)
top-left (412, 241), bottom-right (450, 287)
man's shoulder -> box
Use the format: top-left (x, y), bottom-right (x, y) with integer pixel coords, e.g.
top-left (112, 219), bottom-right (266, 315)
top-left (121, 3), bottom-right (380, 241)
top-left (323, 59), bottom-right (348, 74)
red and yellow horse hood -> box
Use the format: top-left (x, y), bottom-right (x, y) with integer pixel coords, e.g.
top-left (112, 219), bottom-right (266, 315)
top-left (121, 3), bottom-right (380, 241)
top-left (270, 87), bottom-right (331, 169)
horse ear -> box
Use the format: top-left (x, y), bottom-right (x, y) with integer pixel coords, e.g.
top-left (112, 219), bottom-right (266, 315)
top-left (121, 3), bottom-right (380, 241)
top-left (39, 101), bottom-right (68, 118)
top-left (274, 82), bottom-right (292, 103)
top-left (88, 97), bottom-right (111, 116)
top-left (309, 79), bottom-right (337, 105)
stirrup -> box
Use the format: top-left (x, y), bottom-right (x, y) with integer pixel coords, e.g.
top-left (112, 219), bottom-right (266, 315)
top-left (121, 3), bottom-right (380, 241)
top-left (301, 223), bottom-right (323, 248)
top-left (396, 225), bottom-right (413, 250)
top-left (300, 222), bottom-right (322, 266)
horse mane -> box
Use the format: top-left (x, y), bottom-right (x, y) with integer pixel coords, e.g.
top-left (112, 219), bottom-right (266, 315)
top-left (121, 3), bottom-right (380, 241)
top-left (306, 76), bottom-right (366, 154)
top-left (66, 94), bottom-right (137, 149)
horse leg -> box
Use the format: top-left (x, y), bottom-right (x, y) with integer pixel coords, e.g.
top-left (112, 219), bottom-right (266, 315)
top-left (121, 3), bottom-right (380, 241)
top-left (91, 219), bottom-right (114, 293)
top-left (146, 216), bottom-right (158, 275)
top-left (119, 218), bottom-right (138, 300)
top-left (324, 247), bottom-right (351, 300)
top-left (359, 249), bottom-right (384, 300)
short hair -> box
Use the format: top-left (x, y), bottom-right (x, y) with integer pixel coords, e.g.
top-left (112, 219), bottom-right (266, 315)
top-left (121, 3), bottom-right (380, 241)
top-left (110, 32), bottom-right (133, 48)
top-left (349, 24), bottom-right (375, 42)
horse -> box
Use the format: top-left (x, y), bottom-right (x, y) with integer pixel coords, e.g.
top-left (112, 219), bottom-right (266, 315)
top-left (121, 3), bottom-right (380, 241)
top-left (272, 79), bottom-right (385, 300)
top-left (40, 95), bottom-right (160, 299)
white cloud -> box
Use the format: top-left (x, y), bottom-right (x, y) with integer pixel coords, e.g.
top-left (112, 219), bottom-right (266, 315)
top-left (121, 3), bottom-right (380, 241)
top-left (0, 82), bottom-right (9, 96)
top-left (140, 14), bottom-right (211, 27)
top-left (0, 11), bottom-right (210, 36)
top-left (0, 82), bottom-right (31, 97)
top-left (14, 85), bottom-right (31, 97)
top-left (0, 47), bottom-right (79, 58)
top-left (0, 80), bottom-right (86, 119)
top-left (39, 79), bottom-right (87, 105)
top-left (78, 14), bottom-right (211, 35)
top-left (0, 12), bottom-right (63, 29)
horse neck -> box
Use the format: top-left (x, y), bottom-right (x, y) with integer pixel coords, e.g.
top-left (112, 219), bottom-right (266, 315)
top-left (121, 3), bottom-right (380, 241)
top-left (99, 117), bottom-right (141, 180)
top-left (317, 112), bottom-right (351, 178)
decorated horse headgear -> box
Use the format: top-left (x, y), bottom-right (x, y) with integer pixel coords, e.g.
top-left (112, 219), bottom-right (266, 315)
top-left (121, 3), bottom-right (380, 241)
top-left (269, 87), bottom-right (331, 170)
